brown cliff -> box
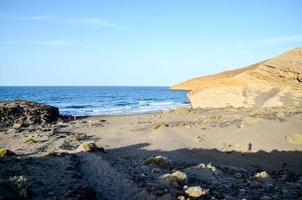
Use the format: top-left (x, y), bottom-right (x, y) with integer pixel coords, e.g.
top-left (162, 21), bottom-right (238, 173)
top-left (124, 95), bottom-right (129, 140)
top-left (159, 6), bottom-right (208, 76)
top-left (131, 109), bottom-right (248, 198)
top-left (171, 48), bottom-right (302, 108)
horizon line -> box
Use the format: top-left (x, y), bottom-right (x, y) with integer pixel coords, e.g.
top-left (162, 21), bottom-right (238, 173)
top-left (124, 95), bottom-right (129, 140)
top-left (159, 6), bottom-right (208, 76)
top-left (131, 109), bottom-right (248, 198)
top-left (0, 85), bottom-right (171, 87)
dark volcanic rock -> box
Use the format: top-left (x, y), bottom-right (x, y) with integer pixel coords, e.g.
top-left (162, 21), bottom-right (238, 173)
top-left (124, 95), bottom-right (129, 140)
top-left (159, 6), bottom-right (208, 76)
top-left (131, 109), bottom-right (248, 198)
top-left (0, 100), bottom-right (59, 129)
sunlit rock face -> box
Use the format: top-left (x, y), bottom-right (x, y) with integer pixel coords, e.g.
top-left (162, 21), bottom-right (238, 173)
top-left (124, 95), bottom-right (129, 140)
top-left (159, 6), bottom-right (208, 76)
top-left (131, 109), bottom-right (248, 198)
top-left (171, 48), bottom-right (302, 108)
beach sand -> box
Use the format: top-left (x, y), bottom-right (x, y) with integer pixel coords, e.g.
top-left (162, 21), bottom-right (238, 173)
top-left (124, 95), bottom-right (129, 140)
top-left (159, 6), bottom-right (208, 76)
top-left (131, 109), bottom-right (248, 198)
top-left (1, 106), bottom-right (302, 199)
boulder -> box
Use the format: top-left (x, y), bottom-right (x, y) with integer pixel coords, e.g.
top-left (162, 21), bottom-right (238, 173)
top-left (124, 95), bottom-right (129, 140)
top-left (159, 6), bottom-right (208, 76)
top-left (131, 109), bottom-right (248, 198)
top-left (144, 156), bottom-right (170, 168)
top-left (77, 142), bottom-right (104, 152)
top-left (161, 171), bottom-right (187, 187)
top-left (253, 171), bottom-right (273, 184)
top-left (184, 163), bottom-right (221, 181)
top-left (0, 100), bottom-right (59, 130)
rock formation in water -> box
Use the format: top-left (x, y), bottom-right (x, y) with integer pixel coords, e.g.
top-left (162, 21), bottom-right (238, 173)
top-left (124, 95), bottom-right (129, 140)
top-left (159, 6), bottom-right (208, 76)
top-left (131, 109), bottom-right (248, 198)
top-left (0, 100), bottom-right (59, 130)
top-left (171, 48), bottom-right (302, 108)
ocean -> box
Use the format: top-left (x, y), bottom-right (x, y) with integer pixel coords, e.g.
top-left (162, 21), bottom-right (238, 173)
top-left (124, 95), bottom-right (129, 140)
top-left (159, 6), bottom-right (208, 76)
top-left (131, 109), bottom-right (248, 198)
top-left (0, 86), bottom-right (189, 116)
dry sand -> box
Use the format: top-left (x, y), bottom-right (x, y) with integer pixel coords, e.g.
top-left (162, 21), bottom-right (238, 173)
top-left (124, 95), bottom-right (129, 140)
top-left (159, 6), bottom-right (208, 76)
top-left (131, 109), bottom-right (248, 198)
top-left (1, 106), bottom-right (302, 199)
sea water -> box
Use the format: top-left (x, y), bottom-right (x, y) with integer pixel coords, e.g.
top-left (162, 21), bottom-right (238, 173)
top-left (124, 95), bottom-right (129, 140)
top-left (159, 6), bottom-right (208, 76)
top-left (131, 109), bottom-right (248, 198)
top-left (0, 86), bottom-right (189, 116)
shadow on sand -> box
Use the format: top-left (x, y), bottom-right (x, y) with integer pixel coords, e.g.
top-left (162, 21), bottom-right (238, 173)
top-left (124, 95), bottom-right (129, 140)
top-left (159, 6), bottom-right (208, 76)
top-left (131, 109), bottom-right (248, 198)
top-left (106, 143), bottom-right (302, 174)
top-left (0, 143), bottom-right (301, 199)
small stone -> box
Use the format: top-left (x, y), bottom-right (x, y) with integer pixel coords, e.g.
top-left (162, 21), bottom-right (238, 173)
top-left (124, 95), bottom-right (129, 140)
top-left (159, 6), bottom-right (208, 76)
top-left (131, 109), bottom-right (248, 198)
top-left (260, 196), bottom-right (272, 200)
top-left (153, 123), bottom-right (163, 129)
top-left (45, 150), bottom-right (57, 156)
top-left (222, 143), bottom-right (233, 153)
top-left (144, 156), bottom-right (170, 168)
top-left (71, 135), bottom-right (80, 142)
top-left (238, 188), bottom-right (245, 194)
top-left (151, 168), bottom-right (161, 173)
top-left (0, 148), bottom-right (16, 157)
top-left (177, 195), bottom-right (186, 200)
top-left (286, 133), bottom-right (302, 145)
top-left (242, 117), bottom-right (262, 126)
top-left (13, 123), bottom-right (23, 129)
top-left (195, 135), bottom-right (205, 143)
top-left (234, 172), bottom-right (242, 178)
top-left (253, 171), bottom-right (273, 184)
top-left (275, 111), bottom-right (286, 121)
top-left (24, 138), bottom-right (37, 144)
top-left (254, 171), bottom-right (270, 179)
top-left (297, 74), bottom-right (302, 82)
top-left (185, 186), bottom-right (208, 198)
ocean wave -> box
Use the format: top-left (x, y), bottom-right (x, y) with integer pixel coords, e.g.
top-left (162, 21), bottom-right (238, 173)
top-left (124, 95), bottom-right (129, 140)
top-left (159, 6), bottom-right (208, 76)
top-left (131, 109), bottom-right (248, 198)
top-left (149, 101), bottom-right (174, 106)
top-left (64, 105), bottom-right (92, 109)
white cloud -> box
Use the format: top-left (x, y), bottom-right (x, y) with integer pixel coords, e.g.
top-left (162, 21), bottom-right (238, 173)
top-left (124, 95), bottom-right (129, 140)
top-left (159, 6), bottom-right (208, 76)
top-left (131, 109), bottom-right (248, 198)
top-left (16, 15), bottom-right (56, 20)
top-left (75, 18), bottom-right (121, 29)
top-left (0, 40), bottom-right (73, 46)
top-left (14, 15), bottom-right (121, 29)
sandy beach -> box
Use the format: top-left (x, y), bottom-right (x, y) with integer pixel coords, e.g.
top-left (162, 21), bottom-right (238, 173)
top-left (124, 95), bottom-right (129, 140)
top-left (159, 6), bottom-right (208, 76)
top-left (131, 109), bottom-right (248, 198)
top-left (1, 1), bottom-right (302, 199)
top-left (1, 103), bottom-right (302, 199)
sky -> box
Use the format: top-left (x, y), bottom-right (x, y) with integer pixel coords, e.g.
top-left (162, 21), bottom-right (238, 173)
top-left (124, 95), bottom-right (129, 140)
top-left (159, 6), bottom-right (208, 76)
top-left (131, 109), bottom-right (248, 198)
top-left (0, 0), bottom-right (302, 86)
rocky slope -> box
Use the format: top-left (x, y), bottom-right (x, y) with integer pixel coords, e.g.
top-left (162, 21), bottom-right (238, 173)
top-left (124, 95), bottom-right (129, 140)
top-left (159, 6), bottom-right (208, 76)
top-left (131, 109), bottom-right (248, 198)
top-left (171, 48), bottom-right (302, 108)
top-left (0, 100), bottom-right (59, 130)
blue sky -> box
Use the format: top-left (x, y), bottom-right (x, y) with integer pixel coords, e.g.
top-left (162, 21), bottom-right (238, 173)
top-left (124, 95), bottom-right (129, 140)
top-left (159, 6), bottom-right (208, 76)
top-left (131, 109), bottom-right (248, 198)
top-left (0, 0), bottom-right (302, 86)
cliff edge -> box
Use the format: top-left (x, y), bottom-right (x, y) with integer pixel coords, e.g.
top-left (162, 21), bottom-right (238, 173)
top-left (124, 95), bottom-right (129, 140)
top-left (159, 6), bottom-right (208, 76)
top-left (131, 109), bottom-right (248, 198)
top-left (171, 48), bottom-right (302, 108)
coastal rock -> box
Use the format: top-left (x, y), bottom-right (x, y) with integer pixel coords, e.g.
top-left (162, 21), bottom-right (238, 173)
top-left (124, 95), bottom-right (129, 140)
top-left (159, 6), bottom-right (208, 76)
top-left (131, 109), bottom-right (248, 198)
top-left (171, 48), bottom-right (302, 108)
top-left (0, 100), bottom-right (59, 130)
top-left (161, 171), bottom-right (187, 187)
top-left (185, 186), bottom-right (208, 198)
top-left (144, 156), bottom-right (170, 168)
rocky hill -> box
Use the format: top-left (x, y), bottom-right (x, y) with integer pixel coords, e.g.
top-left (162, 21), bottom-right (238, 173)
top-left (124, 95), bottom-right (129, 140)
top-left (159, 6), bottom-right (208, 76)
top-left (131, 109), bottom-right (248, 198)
top-left (0, 100), bottom-right (59, 130)
top-left (171, 48), bottom-right (302, 108)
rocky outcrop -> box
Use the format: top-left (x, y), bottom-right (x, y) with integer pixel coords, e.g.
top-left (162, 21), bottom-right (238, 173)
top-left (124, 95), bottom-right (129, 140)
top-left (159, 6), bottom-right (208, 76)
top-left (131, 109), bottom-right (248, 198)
top-left (0, 100), bottom-right (59, 130)
top-left (171, 48), bottom-right (302, 108)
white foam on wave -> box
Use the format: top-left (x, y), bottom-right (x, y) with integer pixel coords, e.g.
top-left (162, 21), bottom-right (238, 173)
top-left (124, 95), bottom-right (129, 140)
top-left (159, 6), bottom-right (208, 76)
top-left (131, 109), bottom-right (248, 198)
top-left (60, 101), bottom-right (190, 116)
top-left (149, 101), bottom-right (174, 106)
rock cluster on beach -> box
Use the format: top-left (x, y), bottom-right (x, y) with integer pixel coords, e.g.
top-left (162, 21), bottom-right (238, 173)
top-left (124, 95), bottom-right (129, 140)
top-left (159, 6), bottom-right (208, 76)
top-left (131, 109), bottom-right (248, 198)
top-left (0, 100), bottom-right (59, 130)
top-left (171, 48), bottom-right (302, 108)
